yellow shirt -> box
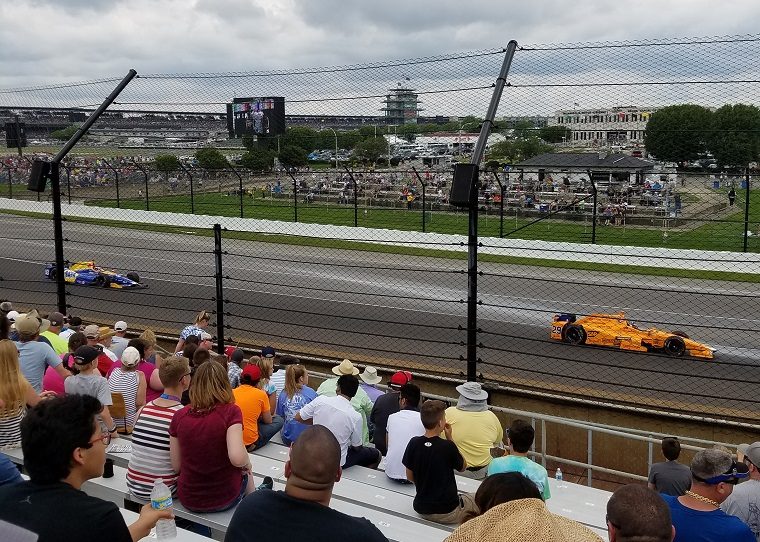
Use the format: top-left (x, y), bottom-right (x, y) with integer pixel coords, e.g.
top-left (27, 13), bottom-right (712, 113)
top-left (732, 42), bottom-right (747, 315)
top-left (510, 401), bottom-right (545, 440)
top-left (233, 384), bottom-right (269, 446)
top-left (444, 406), bottom-right (504, 469)
top-left (40, 331), bottom-right (68, 355)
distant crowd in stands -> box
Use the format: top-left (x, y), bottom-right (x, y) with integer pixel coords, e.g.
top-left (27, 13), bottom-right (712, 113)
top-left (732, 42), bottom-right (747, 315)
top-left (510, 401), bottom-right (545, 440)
top-left (0, 301), bottom-right (758, 541)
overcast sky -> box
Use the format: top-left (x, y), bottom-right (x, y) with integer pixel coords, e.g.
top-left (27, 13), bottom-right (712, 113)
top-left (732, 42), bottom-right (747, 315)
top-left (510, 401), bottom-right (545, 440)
top-left (2, 1), bottom-right (760, 115)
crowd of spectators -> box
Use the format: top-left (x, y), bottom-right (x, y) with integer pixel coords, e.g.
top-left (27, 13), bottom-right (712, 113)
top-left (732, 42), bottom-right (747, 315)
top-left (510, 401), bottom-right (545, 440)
top-left (1, 302), bottom-right (759, 542)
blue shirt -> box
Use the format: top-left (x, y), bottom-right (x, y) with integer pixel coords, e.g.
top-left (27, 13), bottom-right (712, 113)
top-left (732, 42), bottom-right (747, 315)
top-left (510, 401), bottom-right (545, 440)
top-left (663, 493), bottom-right (755, 542)
top-left (275, 385), bottom-right (317, 444)
top-left (487, 455), bottom-right (551, 500)
top-left (16, 340), bottom-right (62, 392)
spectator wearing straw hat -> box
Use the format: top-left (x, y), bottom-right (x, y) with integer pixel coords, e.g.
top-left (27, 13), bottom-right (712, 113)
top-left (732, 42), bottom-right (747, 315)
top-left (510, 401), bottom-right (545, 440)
top-left (317, 359), bottom-right (373, 445)
top-left (370, 370), bottom-right (413, 456)
top-left (359, 366), bottom-right (384, 403)
top-left (445, 381), bottom-right (503, 480)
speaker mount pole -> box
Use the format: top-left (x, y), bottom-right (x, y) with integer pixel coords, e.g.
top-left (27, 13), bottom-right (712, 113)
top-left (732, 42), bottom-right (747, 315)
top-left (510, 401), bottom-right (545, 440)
top-left (465, 41), bottom-right (518, 382)
top-left (43, 70), bottom-right (138, 314)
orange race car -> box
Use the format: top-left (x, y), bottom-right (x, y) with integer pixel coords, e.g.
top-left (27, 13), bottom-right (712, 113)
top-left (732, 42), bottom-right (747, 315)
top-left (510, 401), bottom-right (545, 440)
top-left (550, 312), bottom-right (715, 359)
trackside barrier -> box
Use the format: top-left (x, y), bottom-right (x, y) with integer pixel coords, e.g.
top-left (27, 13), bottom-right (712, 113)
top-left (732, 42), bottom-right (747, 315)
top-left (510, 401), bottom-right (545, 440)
top-left (2, 197), bottom-right (758, 273)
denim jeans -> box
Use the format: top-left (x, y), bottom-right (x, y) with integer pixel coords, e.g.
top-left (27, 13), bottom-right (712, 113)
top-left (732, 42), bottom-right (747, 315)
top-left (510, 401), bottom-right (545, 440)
top-left (249, 415), bottom-right (284, 450)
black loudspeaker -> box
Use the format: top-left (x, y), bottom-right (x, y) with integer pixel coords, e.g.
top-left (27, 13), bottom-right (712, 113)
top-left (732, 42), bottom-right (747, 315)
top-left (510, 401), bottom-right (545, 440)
top-left (28, 160), bottom-right (51, 192)
top-left (449, 163), bottom-right (479, 207)
top-left (538, 169), bottom-right (545, 183)
top-left (5, 122), bottom-right (27, 148)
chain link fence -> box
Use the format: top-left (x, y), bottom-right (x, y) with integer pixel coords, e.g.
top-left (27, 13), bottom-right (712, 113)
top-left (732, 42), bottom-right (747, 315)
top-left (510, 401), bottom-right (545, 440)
top-left (2, 36), bottom-right (760, 423)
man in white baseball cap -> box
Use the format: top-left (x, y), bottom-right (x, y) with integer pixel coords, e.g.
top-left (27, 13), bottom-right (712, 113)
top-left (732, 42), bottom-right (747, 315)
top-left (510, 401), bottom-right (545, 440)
top-left (110, 321), bottom-right (129, 359)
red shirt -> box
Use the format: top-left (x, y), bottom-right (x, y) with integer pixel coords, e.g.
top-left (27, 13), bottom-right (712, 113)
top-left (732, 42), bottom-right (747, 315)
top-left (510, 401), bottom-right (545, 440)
top-left (168, 402), bottom-right (244, 511)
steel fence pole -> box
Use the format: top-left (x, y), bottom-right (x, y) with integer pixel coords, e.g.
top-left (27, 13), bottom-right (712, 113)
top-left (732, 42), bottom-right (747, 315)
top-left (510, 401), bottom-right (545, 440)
top-left (743, 168), bottom-right (751, 252)
top-left (343, 167), bottom-right (359, 227)
top-left (178, 164), bottom-right (194, 214)
top-left (64, 166), bottom-right (72, 204)
top-left (411, 167), bottom-right (428, 232)
top-left (6, 165), bottom-right (12, 199)
top-left (103, 159), bottom-right (120, 208)
top-left (587, 429), bottom-right (593, 486)
top-left (50, 163), bottom-right (67, 314)
top-left (130, 159), bottom-right (150, 211)
top-left (465, 39), bottom-right (518, 382)
top-left (213, 224), bottom-right (225, 355)
top-left (590, 171), bottom-right (598, 244)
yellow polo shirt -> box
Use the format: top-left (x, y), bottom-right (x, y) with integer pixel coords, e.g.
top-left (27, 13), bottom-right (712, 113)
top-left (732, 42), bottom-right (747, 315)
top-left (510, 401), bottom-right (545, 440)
top-left (444, 406), bottom-right (504, 469)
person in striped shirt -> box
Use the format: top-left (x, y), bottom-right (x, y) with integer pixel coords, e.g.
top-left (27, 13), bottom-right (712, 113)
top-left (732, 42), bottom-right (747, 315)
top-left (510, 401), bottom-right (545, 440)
top-left (126, 355), bottom-right (191, 499)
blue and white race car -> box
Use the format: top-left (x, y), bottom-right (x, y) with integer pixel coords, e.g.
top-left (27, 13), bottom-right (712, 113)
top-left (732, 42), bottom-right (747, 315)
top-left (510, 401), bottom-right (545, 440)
top-left (44, 260), bottom-right (144, 289)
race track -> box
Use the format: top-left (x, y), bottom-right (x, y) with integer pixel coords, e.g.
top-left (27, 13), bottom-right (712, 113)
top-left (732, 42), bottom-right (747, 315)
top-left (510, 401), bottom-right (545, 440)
top-left (1, 214), bottom-right (759, 418)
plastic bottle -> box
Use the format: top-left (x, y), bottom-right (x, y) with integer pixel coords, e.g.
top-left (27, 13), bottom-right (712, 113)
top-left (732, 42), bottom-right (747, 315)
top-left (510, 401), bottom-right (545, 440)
top-left (150, 479), bottom-right (177, 540)
top-left (555, 467), bottom-right (563, 482)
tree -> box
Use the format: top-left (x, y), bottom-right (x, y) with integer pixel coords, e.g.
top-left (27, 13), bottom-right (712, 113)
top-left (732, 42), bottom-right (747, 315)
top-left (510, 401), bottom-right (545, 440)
top-left (51, 124), bottom-right (80, 141)
top-left (539, 125), bottom-right (571, 143)
top-left (512, 120), bottom-right (537, 139)
top-left (488, 137), bottom-right (552, 163)
top-left (240, 149), bottom-right (275, 172)
top-left (154, 154), bottom-right (180, 172)
top-left (644, 104), bottom-right (712, 163)
top-left (282, 127), bottom-right (319, 152)
top-left (278, 145), bottom-right (308, 169)
top-left (194, 147), bottom-right (229, 170)
top-left (353, 137), bottom-right (389, 164)
top-left (708, 104), bottom-right (760, 168)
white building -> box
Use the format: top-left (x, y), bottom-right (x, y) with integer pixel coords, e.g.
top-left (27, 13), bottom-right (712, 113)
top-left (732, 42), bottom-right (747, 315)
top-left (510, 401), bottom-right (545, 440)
top-left (547, 106), bottom-right (659, 145)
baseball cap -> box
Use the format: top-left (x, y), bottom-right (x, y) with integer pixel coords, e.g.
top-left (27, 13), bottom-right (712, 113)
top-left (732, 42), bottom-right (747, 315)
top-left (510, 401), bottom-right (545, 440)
top-left (14, 311), bottom-right (50, 335)
top-left (242, 364), bottom-right (261, 381)
top-left (0, 301), bottom-right (12, 312)
top-left (200, 332), bottom-right (213, 341)
top-left (83, 324), bottom-right (100, 338)
top-left (73, 345), bottom-right (100, 365)
top-left (121, 346), bottom-right (141, 367)
top-left (48, 312), bottom-right (65, 327)
top-left (740, 442), bottom-right (760, 466)
top-left (261, 346), bottom-right (276, 358)
top-left (389, 370), bottom-right (413, 388)
top-left (114, 320), bottom-right (128, 332)
top-left (6, 310), bottom-right (19, 323)
top-left (224, 346), bottom-right (237, 358)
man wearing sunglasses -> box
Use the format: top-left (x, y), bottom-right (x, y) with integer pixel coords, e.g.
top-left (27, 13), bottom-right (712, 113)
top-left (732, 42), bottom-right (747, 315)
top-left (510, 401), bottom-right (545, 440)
top-left (0, 395), bottom-right (172, 542)
top-left (662, 448), bottom-right (754, 542)
top-left (722, 442), bottom-right (760, 541)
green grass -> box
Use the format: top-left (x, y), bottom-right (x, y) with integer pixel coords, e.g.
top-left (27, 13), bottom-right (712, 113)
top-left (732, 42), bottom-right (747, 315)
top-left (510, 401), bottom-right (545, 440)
top-left (3, 207), bottom-right (760, 283)
top-left (89, 191), bottom-right (760, 253)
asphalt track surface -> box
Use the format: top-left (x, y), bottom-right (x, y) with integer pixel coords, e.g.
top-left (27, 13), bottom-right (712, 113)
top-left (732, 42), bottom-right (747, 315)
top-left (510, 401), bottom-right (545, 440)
top-left (1, 214), bottom-right (759, 418)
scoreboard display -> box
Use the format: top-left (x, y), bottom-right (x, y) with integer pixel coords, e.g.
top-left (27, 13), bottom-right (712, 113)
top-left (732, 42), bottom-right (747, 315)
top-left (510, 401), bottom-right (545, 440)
top-left (226, 97), bottom-right (285, 138)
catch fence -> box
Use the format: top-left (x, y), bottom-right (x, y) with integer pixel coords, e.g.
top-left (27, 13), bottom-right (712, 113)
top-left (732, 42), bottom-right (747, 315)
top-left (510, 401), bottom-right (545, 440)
top-left (2, 35), bottom-right (760, 424)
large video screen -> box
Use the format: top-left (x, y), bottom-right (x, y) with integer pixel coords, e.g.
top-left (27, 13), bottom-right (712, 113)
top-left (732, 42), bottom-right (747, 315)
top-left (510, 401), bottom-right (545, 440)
top-left (226, 97), bottom-right (285, 138)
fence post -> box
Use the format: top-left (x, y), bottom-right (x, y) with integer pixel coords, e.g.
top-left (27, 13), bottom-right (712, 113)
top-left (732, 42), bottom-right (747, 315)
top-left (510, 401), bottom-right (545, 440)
top-left (130, 159), bottom-right (150, 211)
top-left (411, 167), bottom-right (428, 232)
top-left (286, 169), bottom-right (299, 223)
top-left (50, 163), bottom-right (67, 314)
top-left (64, 166), bottom-right (72, 204)
top-left (541, 419), bottom-right (547, 467)
top-left (743, 168), bottom-right (751, 252)
top-left (587, 428), bottom-right (593, 486)
top-left (6, 165), bottom-right (12, 199)
top-left (492, 172), bottom-right (505, 238)
top-left (590, 170), bottom-right (598, 244)
top-left (213, 224), bottom-right (225, 355)
top-left (224, 165), bottom-right (245, 219)
top-left (647, 434), bottom-right (654, 476)
top-left (343, 167), bottom-right (359, 227)
top-left (178, 164), bottom-right (194, 214)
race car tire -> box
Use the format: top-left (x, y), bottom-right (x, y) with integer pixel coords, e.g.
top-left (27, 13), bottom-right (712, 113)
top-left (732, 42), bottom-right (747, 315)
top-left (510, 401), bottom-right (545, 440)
top-left (93, 275), bottom-right (106, 287)
top-left (663, 336), bottom-right (686, 357)
top-left (48, 268), bottom-right (56, 280)
top-left (564, 324), bottom-right (586, 345)
top-left (126, 272), bottom-right (140, 283)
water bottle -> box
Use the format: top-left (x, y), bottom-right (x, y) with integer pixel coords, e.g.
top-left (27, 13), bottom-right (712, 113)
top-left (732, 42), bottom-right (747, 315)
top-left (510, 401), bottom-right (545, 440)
top-left (555, 467), bottom-right (563, 482)
top-left (150, 479), bottom-right (177, 540)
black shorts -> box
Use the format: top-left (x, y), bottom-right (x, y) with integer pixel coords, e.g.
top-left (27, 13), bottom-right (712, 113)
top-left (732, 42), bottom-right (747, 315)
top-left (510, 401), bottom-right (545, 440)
top-left (343, 446), bottom-right (380, 469)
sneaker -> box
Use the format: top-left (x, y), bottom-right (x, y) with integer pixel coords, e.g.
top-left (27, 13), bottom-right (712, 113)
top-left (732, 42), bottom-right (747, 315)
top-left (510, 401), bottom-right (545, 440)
top-left (256, 476), bottom-right (274, 491)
